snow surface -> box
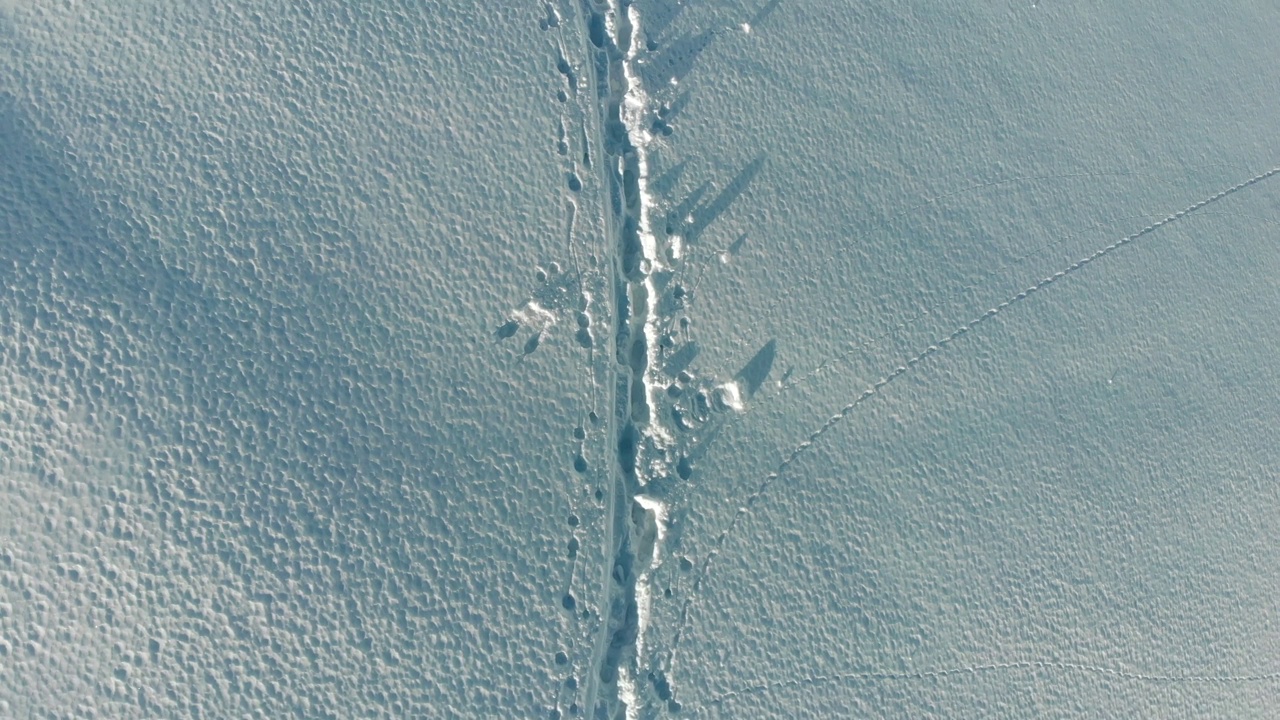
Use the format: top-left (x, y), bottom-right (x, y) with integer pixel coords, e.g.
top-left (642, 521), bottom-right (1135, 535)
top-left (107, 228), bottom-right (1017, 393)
top-left (2, 0), bottom-right (1280, 718)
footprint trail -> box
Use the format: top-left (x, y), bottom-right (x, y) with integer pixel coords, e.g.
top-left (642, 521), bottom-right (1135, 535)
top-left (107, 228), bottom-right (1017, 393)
top-left (665, 163), bottom-right (1280, 685)
top-left (703, 659), bottom-right (1280, 710)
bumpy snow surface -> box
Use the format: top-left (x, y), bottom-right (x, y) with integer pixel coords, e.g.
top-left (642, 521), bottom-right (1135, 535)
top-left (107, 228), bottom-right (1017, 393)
top-left (3, 1), bottom-right (1280, 718)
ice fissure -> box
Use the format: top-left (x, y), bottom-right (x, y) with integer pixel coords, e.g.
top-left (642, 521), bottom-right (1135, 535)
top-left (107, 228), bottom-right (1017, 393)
top-left (575, 0), bottom-right (672, 717)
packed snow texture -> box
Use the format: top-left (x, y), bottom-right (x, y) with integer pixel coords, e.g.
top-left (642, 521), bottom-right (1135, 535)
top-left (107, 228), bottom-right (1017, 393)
top-left (3, 0), bottom-right (1280, 718)
top-left (1, 2), bottom-right (604, 716)
top-left (637, 3), bottom-right (1280, 718)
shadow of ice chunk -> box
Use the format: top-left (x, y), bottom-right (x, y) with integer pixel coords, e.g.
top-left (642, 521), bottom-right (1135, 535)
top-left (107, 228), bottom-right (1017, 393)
top-left (735, 339), bottom-right (777, 397)
top-left (639, 28), bottom-right (716, 89)
top-left (748, 0), bottom-right (783, 32)
top-left (686, 156), bottom-right (765, 243)
top-left (663, 341), bottom-right (700, 377)
top-left (495, 320), bottom-right (520, 340)
top-left (650, 159), bottom-right (687, 198)
top-left (636, 0), bottom-right (687, 44)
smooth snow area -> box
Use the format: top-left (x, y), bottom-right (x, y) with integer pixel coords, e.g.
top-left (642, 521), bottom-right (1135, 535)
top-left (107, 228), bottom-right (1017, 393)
top-left (2, 1), bottom-right (1280, 718)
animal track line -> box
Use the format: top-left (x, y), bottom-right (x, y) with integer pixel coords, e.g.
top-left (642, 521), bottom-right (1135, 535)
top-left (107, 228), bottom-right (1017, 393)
top-left (765, 207), bottom-right (1280, 413)
top-left (665, 163), bottom-right (1280, 679)
top-left (660, 204), bottom-right (1277, 520)
top-left (703, 659), bottom-right (1280, 708)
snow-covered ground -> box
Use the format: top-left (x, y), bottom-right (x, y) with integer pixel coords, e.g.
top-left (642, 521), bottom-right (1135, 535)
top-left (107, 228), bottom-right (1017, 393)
top-left (2, 1), bottom-right (1279, 717)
